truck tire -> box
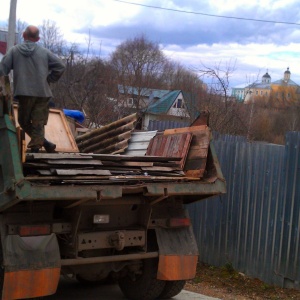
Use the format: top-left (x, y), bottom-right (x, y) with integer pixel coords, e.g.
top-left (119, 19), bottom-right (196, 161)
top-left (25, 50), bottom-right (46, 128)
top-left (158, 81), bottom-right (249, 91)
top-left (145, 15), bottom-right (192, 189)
top-left (159, 280), bottom-right (186, 299)
top-left (118, 258), bottom-right (165, 300)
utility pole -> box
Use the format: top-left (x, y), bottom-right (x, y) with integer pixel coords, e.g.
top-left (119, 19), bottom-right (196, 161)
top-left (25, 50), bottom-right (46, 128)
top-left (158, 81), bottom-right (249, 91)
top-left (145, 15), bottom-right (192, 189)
top-left (6, 0), bottom-right (17, 88)
top-left (7, 0), bottom-right (17, 51)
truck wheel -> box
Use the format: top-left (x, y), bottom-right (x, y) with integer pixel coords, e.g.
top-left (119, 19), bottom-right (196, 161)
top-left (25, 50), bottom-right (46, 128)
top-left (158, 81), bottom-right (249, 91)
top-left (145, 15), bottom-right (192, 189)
top-left (159, 280), bottom-right (186, 299)
top-left (118, 258), bottom-right (166, 300)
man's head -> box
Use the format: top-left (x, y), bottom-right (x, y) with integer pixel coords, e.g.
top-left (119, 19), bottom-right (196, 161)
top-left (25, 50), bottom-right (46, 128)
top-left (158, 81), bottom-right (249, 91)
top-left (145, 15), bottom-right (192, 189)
top-left (23, 25), bottom-right (40, 42)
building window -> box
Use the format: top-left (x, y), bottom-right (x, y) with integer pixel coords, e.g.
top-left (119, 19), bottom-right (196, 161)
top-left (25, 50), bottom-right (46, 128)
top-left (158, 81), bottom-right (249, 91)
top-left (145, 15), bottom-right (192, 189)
top-left (260, 91), bottom-right (263, 95)
top-left (287, 93), bottom-right (290, 98)
top-left (256, 91), bottom-right (258, 95)
top-left (128, 98), bottom-right (133, 105)
top-left (173, 99), bottom-right (184, 108)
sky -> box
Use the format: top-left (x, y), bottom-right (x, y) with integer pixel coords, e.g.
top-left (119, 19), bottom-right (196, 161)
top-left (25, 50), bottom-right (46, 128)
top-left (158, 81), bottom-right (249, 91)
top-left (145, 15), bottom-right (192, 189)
top-left (1, 0), bottom-right (300, 89)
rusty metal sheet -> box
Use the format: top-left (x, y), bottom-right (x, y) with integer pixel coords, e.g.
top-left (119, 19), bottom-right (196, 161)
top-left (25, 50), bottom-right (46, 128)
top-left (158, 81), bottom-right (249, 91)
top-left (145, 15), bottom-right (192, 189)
top-left (146, 133), bottom-right (193, 169)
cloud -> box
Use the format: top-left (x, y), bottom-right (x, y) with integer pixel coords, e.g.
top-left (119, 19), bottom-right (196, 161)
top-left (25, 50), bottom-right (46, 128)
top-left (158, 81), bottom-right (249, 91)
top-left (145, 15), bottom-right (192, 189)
top-left (1, 0), bottom-right (300, 87)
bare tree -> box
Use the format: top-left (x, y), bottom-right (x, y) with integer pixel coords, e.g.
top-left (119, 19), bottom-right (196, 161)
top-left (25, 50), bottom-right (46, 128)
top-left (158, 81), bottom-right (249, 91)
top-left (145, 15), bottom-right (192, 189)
top-left (16, 19), bottom-right (27, 43)
top-left (110, 35), bottom-right (167, 115)
top-left (193, 60), bottom-right (249, 135)
top-left (39, 20), bottom-right (65, 56)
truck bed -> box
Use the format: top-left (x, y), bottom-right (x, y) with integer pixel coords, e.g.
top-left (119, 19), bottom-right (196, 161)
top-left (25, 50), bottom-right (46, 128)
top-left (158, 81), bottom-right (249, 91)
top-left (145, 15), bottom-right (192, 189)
top-left (0, 92), bottom-right (225, 210)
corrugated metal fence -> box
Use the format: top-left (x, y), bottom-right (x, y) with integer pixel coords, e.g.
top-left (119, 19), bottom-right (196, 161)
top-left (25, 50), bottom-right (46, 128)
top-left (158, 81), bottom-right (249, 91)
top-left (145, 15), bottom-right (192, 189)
top-left (187, 131), bottom-right (300, 289)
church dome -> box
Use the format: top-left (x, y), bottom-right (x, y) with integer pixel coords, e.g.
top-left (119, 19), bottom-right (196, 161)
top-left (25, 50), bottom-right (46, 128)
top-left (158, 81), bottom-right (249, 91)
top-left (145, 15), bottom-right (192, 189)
top-left (262, 71), bottom-right (271, 83)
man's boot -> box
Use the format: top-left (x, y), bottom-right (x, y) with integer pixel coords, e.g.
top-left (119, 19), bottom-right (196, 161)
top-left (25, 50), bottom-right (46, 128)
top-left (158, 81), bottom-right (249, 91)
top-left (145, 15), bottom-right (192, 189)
top-left (43, 139), bottom-right (56, 153)
top-left (30, 148), bottom-right (40, 153)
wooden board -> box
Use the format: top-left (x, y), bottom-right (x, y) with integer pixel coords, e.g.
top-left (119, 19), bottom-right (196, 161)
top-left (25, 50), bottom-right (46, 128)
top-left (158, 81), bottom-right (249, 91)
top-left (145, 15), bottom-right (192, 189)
top-left (55, 169), bottom-right (111, 176)
top-left (14, 105), bottom-right (79, 153)
top-left (163, 125), bottom-right (207, 135)
top-left (146, 133), bottom-right (192, 169)
top-left (164, 126), bottom-right (211, 178)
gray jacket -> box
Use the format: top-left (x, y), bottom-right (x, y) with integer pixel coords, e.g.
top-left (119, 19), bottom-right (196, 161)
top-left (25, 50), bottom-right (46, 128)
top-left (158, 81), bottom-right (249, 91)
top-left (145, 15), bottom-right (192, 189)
top-left (0, 40), bottom-right (65, 97)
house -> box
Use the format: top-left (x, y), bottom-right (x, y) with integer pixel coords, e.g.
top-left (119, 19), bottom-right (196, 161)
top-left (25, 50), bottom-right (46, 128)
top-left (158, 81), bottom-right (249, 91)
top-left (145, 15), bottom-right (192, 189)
top-left (142, 90), bottom-right (199, 130)
top-left (117, 85), bottom-right (200, 130)
top-left (0, 28), bottom-right (19, 59)
top-left (0, 28), bottom-right (8, 58)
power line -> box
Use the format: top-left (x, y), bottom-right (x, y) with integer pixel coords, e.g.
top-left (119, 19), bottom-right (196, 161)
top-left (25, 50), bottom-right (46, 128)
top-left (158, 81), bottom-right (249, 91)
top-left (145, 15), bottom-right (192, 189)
top-left (113, 0), bottom-right (300, 26)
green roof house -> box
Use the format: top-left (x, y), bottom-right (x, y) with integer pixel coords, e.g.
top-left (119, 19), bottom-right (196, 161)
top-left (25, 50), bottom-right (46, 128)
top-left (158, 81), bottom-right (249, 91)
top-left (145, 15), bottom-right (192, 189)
top-left (142, 89), bottom-right (199, 130)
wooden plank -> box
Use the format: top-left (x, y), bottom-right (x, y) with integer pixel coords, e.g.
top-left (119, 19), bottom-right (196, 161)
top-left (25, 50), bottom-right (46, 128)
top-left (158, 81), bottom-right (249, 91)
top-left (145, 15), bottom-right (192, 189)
top-left (120, 161), bottom-right (153, 167)
top-left (36, 170), bottom-right (53, 176)
top-left (144, 171), bottom-right (185, 177)
top-left (45, 159), bottom-right (103, 166)
top-left (55, 169), bottom-right (111, 176)
top-left (26, 154), bottom-right (94, 161)
top-left (163, 125), bottom-right (207, 135)
top-left (146, 133), bottom-right (192, 169)
top-left (25, 176), bottom-right (111, 181)
top-left (80, 153), bottom-right (182, 162)
top-left (109, 175), bottom-right (193, 181)
top-left (14, 106), bottom-right (79, 153)
top-left (183, 129), bottom-right (211, 178)
top-left (141, 166), bottom-right (180, 172)
top-left (23, 162), bottom-right (51, 168)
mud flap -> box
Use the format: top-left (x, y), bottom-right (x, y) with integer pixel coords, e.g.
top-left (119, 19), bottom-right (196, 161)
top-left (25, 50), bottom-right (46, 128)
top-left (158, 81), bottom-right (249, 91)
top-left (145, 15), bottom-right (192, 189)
top-left (2, 233), bottom-right (60, 300)
top-left (155, 226), bottom-right (199, 281)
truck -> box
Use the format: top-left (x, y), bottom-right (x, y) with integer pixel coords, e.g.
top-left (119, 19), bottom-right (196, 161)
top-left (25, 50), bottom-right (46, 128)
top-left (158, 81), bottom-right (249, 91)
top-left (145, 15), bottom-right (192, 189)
top-left (0, 76), bottom-right (226, 300)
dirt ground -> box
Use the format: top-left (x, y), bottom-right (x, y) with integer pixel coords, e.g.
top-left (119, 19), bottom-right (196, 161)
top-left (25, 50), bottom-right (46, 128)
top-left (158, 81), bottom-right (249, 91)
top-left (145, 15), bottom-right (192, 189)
top-left (184, 262), bottom-right (300, 300)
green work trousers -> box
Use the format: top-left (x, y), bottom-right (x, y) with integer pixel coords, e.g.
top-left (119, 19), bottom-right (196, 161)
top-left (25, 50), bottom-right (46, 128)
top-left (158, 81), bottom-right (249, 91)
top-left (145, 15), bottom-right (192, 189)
top-left (17, 96), bottom-right (50, 149)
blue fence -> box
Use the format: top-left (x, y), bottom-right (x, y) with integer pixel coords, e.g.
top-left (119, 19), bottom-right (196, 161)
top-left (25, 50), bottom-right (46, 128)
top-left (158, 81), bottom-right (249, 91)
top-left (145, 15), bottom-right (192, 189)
top-left (187, 131), bottom-right (300, 289)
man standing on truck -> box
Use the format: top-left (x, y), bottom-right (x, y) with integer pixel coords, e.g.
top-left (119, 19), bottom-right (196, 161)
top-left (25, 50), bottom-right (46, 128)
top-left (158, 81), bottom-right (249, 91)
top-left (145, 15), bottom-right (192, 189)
top-left (0, 25), bottom-right (65, 153)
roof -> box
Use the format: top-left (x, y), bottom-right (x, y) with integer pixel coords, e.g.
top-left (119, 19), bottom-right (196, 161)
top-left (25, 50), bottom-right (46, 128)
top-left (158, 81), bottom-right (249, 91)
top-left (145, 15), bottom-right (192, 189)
top-left (272, 79), bottom-right (299, 87)
top-left (146, 90), bottom-right (181, 114)
top-left (146, 90), bottom-right (199, 121)
top-left (118, 85), bottom-right (170, 99)
top-left (245, 82), bottom-right (272, 89)
top-left (118, 85), bottom-right (200, 122)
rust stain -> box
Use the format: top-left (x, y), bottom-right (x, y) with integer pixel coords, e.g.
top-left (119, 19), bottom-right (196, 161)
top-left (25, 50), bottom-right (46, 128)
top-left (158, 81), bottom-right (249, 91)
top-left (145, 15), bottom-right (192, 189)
top-left (2, 267), bottom-right (60, 300)
top-left (157, 255), bottom-right (198, 280)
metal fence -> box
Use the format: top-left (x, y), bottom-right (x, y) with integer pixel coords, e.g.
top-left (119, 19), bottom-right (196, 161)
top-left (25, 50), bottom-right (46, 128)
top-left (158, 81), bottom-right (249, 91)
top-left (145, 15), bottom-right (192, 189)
top-left (148, 120), bottom-right (189, 131)
top-left (187, 131), bottom-right (300, 289)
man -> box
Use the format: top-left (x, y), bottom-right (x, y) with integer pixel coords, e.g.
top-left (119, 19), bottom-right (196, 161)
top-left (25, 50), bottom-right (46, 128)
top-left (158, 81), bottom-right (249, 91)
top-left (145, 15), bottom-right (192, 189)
top-left (0, 25), bottom-right (65, 153)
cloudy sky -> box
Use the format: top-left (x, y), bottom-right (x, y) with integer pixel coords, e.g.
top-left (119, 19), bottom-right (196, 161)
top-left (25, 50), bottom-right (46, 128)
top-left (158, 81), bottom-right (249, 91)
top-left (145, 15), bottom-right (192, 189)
top-left (1, 0), bottom-right (300, 88)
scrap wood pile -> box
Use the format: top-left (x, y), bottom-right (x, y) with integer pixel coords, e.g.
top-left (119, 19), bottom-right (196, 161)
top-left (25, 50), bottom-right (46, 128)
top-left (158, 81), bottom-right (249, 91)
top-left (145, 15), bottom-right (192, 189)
top-left (23, 153), bottom-right (186, 184)
top-left (23, 113), bottom-right (211, 184)
top-left (75, 113), bottom-right (138, 154)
